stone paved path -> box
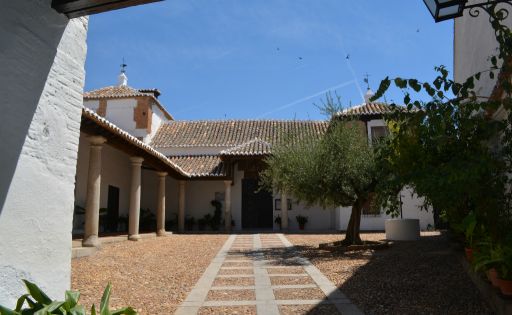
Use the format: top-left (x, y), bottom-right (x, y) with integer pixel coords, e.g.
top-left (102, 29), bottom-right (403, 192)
top-left (175, 234), bottom-right (363, 315)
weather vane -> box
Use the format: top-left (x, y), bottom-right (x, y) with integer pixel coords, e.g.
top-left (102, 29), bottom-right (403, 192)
top-left (363, 73), bottom-right (371, 90)
top-left (120, 57), bottom-right (127, 74)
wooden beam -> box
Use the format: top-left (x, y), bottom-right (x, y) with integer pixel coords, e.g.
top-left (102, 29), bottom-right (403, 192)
top-left (52, 0), bottom-right (162, 18)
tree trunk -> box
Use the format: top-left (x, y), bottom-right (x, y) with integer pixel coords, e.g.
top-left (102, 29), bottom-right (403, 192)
top-left (343, 198), bottom-right (363, 245)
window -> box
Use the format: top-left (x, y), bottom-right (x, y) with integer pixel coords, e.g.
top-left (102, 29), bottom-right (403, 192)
top-left (370, 126), bottom-right (389, 144)
top-left (362, 193), bottom-right (381, 216)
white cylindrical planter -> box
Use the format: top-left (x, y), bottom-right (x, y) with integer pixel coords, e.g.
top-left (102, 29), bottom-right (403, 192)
top-left (385, 219), bottom-right (420, 241)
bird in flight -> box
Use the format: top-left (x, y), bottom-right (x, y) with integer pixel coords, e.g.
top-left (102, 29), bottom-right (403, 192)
top-left (298, 57), bottom-right (303, 60)
top-left (346, 54), bottom-right (350, 59)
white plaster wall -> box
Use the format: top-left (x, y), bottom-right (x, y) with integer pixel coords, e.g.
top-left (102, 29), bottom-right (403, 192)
top-left (273, 195), bottom-right (336, 231)
top-left (105, 99), bottom-right (138, 134)
top-left (146, 105), bottom-right (167, 144)
top-left (454, 1), bottom-right (512, 95)
top-left (0, 1), bottom-right (88, 306)
top-left (74, 133), bottom-right (133, 232)
top-left (84, 99), bottom-right (99, 112)
top-left (337, 188), bottom-right (434, 231)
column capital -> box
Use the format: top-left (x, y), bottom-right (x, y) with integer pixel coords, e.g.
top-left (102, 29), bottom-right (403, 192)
top-left (89, 135), bottom-right (107, 146)
top-left (130, 156), bottom-right (144, 165)
top-left (179, 180), bottom-right (186, 187)
top-left (157, 171), bottom-right (168, 177)
top-left (224, 180), bottom-right (233, 186)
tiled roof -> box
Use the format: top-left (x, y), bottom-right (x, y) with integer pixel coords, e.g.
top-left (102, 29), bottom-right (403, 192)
top-left (83, 85), bottom-right (173, 120)
top-left (338, 103), bottom-right (393, 117)
top-left (83, 85), bottom-right (153, 99)
top-left (151, 120), bottom-right (328, 148)
top-left (168, 155), bottom-right (226, 178)
top-left (220, 138), bottom-right (272, 156)
top-left (82, 107), bottom-right (189, 177)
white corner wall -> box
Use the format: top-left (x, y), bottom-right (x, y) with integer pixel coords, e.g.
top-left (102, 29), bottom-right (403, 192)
top-left (0, 1), bottom-right (88, 306)
top-left (454, 2), bottom-right (512, 95)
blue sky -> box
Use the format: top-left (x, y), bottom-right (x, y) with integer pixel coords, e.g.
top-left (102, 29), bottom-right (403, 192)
top-left (84, 0), bottom-right (453, 120)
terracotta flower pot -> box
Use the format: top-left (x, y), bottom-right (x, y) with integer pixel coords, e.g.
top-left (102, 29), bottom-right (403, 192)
top-left (487, 268), bottom-right (500, 287)
top-left (497, 278), bottom-right (512, 296)
top-left (464, 247), bottom-right (473, 262)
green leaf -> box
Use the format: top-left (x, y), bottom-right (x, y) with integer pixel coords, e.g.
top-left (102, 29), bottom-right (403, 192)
top-left (91, 305), bottom-right (97, 315)
top-left (408, 79), bottom-right (421, 92)
top-left (22, 280), bottom-right (52, 305)
top-left (47, 301), bottom-right (65, 313)
top-left (0, 305), bottom-right (19, 315)
top-left (99, 284), bottom-right (112, 315)
top-left (111, 307), bottom-right (137, 315)
top-left (490, 71), bottom-right (495, 79)
top-left (372, 77), bottom-right (390, 101)
top-left (403, 94), bottom-right (411, 105)
top-left (15, 294), bottom-right (30, 311)
top-left (394, 78), bottom-right (407, 89)
top-left (475, 72), bottom-right (481, 80)
top-left (64, 291), bottom-right (80, 309)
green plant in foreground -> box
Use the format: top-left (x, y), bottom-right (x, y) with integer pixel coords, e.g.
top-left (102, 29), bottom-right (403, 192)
top-left (0, 279), bottom-right (137, 315)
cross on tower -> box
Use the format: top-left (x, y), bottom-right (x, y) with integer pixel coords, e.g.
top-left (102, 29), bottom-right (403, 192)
top-left (120, 58), bottom-right (127, 74)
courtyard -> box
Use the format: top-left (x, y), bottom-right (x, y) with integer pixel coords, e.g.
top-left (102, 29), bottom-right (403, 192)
top-left (72, 232), bottom-right (491, 314)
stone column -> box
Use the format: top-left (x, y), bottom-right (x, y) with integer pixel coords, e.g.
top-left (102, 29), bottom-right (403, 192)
top-left (128, 156), bottom-right (144, 241)
top-left (178, 180), bottom-right (186, 232)
top-left (156, 172), bottom-right (167, 236)
top-left (224, 180), bottom-right (233, 232)
top-left (281, 192), bottom-right (289, 230)
top-left (83, 136), bottom-right (107, 247)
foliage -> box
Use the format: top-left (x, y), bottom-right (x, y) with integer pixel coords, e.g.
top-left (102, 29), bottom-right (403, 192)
top-left (185, 216), bottom-right (195, 230)
top-left (0, 280), bottom-right (136, 315)
top-left (261, 94), bottom-right (392, 244)
top-left (274, 215), bottom-right (282, 226)
top-left (295, 215), bottom-right (308, 226)
top-left (371, 6), bottom-right (512, 240)
top-left (139, 208), bottom-right (156, 232)
top-left (452, 212), bottom-right (478, 247)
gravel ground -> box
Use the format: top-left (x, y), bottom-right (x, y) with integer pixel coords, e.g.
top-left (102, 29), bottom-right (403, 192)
top-left (71, 234), bottom-right (227, 315)
top-left (278, 304), bottom-right (340, 315)
top-left (287, 232), bottom-right (492, 315)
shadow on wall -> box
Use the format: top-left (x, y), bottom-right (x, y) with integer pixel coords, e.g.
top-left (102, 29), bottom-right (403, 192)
top-left (0, 3), bottom-right (68, 213)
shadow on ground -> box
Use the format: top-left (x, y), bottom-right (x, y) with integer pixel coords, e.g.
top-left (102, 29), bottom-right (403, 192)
top-left (232, 233), bottom-right (492, 315)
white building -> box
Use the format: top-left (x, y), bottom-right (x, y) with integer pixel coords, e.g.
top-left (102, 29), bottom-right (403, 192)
top-left (73, 74), bottom-right (434, 242)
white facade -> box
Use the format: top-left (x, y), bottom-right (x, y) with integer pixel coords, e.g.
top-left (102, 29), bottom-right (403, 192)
top-left (0, 1), bottom-right (88, 306)
top-left (454, 2), bottom-right (512, 100)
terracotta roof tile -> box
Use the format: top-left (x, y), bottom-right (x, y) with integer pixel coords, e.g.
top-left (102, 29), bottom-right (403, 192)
top-left (220, 138), bottom-right (272, 156)
top-left (168, 155), bottom-right (226, 177)
top-left (151, 120), bottom-right (328, 148)
top-left (83, 85), bottom-right (173, 120)
top-left (338, 103), bottom-right (393, 117)
top-left (83, 85), bottom-right (153, 99)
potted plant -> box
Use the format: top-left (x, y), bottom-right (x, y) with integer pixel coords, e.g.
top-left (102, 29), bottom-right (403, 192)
top-left (473, 238), bottom-right (501, 287)
top-left (296, 215), bottom-right (308, 230)
top-left (210, 200), bottom-right (222, 230)
top-left (274, 215), bottom-right (282, 229)
top-left (453, 212), bottom-right (477, 261)
top-left (496, 245), bottom-right (512, 296)
top-left (185, 216), bottom-right (195, 231)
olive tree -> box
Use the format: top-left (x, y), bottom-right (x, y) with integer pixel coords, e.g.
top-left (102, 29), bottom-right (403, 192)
top-left (260, 96), bottom-right (390, 245)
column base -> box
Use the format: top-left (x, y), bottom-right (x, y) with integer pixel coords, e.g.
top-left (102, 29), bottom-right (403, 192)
top-left (128, 234), bottom-right (141, 241)
top-left (82, 235), bottom-right (100, 247)
top-left (157, 229), bottom-right (167, 237)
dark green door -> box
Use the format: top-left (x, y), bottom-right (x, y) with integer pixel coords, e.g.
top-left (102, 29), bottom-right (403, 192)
top-left (242, 178), bottom-right (273, 229)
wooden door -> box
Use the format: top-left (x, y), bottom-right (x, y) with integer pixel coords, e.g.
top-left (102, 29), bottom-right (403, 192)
top-left (242, 178), bottom-right (273, 229)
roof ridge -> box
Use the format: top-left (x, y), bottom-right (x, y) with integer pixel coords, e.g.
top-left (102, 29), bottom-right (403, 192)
top-left (165, 119), bottom-right (328, 123)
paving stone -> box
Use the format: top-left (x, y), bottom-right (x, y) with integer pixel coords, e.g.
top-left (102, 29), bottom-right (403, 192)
top-left (207, 289), bottom-right (256, 301)
top-left (273, 287), bottom-right (326, 300)
top-left (198, 306), bottom-right (257, 315)
top-left (278, 304), bottom-right (341, 315)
